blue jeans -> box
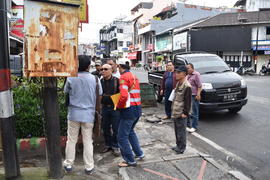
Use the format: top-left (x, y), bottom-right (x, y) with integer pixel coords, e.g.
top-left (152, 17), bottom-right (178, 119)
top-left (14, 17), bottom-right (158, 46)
top-left (118, 105), bottom-right (144, 164)
top-left (164, 89), bottom-right (172, 118)
top-left (102, 106), bottom-right (120, 148)
top-left (188, 96), bottom-right (199, 129)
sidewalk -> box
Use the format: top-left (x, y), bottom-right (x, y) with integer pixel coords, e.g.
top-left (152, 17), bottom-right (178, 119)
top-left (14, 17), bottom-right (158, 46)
top-left (0, 105), bottom-right (245, 180)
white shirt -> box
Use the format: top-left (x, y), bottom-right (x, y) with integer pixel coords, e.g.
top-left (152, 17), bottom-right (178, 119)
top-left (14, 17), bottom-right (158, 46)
top-left (112, 70), bottom-right (120, 78)
top-left (64, 72), bottom-right (102, 123)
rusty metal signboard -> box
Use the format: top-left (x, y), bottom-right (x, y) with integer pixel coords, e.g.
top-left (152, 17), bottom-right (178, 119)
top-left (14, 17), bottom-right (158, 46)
top-left (24, 0), bottom-right (79, 77)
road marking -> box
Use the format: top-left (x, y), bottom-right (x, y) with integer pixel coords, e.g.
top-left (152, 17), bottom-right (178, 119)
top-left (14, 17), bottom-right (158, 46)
top-left (143, 168), bottom-right (180, 180)
top-left (191, 132), bottom-right (248, 164)
top-left (197, 160), bottom-right (207, 180)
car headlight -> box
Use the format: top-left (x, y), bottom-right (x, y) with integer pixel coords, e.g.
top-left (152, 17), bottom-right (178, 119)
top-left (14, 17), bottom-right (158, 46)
top-left (241, 79), bottom-right (246, 87)
top-left (202, 83), bottom-right (213, 90)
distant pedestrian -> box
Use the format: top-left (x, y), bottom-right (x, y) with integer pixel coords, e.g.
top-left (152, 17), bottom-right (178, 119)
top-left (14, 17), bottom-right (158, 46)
top-left (91, 60), bottom-right (102, 78)
top-left (106, 59), bottom-right (120, 78)
top-left (160, 61), bottom-right (177, 119)
top-left (186, 63), bottom-right (202, 133)
top-left (63, 55), bottom-right (102, 175)
top-left (100, 64), bottom-right (120, 156)
top-left (171, 66), bottom-right (192, 154)
top-left (117, 58), bottom-right (144, 167)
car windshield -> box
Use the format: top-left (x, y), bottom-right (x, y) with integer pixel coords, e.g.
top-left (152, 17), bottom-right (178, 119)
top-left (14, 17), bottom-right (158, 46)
top-left (184, 55), bottom-right (231, 74)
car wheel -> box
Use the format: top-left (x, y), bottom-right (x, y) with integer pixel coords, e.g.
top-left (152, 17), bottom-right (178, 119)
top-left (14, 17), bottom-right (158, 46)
top-left (228, 107), bottom-right (242, 114)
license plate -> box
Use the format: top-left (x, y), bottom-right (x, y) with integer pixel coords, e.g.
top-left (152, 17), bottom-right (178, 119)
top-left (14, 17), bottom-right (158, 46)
top-left (224, 94), bottom-right (237, 101)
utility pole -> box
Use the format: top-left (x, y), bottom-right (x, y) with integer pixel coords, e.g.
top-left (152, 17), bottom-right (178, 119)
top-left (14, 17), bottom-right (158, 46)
top-left (254, 10), bottom-right (260, 73)
top-left (0, 0), bottom-right (20, 178)
top-left (43, 77), bottom-right (63, 179)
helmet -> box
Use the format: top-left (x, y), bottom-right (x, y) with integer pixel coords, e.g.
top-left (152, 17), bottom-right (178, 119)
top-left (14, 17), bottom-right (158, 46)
top-left (118, 58), bottom-right (131, 66)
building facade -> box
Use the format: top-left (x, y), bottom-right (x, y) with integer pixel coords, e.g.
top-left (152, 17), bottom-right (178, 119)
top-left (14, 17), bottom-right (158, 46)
top-left (99, 20), bottom-right (133, 59)
top-left (188, 10), bottom-right (270, 73)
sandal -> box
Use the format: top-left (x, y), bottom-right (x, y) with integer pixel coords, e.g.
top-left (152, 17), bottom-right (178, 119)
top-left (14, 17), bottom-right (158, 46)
top-left (101, 147), bottom-right (112, 153)
top-left (118, 161), bottom-right (137, 167)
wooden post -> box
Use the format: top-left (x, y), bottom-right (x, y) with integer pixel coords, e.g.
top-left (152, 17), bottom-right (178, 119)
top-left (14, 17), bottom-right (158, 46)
top-left (43, 77), bottom-right (63, 178)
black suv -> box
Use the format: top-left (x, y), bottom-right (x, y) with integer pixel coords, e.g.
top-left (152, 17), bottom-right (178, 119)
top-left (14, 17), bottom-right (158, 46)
top-left (174, 53), bottom-right (247, 113)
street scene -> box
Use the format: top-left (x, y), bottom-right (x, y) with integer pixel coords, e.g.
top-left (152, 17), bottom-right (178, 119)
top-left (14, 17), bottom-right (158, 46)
top-left (1, 0), bottom-right (270, 180)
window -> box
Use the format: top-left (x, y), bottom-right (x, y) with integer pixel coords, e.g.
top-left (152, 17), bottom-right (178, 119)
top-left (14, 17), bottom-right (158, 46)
top-left (118, 41), bottom-right (123, 47)
top-left (117, 29), bottom-right (123, 33)
top-left (126, 41), bottom-right (132, 47)
top-left (266, 27), bottom-right (270, 35)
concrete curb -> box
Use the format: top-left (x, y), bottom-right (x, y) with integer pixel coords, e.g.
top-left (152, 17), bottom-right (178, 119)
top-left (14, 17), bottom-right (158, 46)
top-left (16, 136), bottom-right (83, 151)
top-left (198, 153), bottom-right (252, 180)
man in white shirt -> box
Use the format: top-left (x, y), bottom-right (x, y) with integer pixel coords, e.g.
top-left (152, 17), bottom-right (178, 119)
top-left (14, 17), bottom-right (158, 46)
top-left (64, 55), bottom-right (102, 175)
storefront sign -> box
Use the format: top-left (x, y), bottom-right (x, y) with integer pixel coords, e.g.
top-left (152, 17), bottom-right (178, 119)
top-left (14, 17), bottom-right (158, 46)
top-left (252, 45), bottom-right (270, 51)
top-left (10, 5), bottom-right (24, 38)
top-left (63, 0), bottom-right (88, 23)
top-left (265, 51), bottom-right (270, 55)
top-left (24, 0), bottom-right (79, 77)
top-left (128, 52), bottom-right (137, 60)
top-left (155, 34), bottom-right (172, 52)
top-left (173, 32), bottom-right (187, 51)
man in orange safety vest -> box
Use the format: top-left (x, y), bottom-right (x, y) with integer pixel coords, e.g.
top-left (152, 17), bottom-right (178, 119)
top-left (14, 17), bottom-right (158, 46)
top-left (116, 58), bottom-right (144, 167)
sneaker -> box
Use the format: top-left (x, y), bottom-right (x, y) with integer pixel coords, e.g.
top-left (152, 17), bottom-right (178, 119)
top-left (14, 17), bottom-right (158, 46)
top-left (85, 168), bottom-right (94, 175)
top-left (101, 147), bottom-right (112, 153)
top-left (135, 154), bottom-right (145, 161)
top-left (189, 128), bottom-right (197, 133)
top-left (171, 146), bottom-right (184, 154)
top-left (64, 165), bottom-right (72, 173)
top-left (186, 127), bottom-right (191, 132)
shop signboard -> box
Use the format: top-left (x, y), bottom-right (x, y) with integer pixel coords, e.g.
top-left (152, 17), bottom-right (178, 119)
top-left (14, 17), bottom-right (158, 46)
top-left (155, 34), bottom-right (172, 52)
top-left (24, 0), bottom-right (79, 77)
top-left (10, 5), bottom-right (24, 38)
top-left (173, 32), bottom-right (187, 51)
top-left (63, 0), bottom-right (88, 23)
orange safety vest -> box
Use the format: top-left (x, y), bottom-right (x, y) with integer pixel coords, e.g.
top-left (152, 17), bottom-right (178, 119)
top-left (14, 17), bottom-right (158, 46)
top-left (117, 71), bottom-right (141, 109)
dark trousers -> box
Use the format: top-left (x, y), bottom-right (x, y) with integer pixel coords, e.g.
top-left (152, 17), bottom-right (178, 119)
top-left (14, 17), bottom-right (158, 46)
top-left (101, 106), bottom-right (120, 148)
top-left (173, 117), bottom-right (187, 153)
top-left (164, 89), bottom-right (173, 118)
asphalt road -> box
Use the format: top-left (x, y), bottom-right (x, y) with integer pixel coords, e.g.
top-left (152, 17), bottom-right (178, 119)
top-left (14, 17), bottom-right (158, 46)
top-left (133, 70), bottom-right (270, 180)
top-left (194, 75), bottom-right (270, 180)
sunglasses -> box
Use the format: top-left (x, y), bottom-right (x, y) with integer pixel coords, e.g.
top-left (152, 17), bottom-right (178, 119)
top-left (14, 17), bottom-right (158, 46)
top-left (101, 68), bottom-right (110, 71)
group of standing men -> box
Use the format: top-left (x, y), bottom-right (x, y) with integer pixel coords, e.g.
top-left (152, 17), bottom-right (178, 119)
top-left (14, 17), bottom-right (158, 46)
top-left (62, 56), bottom-right (201, 174)
top-left (63, 55), bottom-right (144, 175)
top-left (161, 61), bottom-right (202, 154)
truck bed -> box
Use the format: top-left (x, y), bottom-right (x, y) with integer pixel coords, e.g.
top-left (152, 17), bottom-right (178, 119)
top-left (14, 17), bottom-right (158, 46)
top-left (148, 71), bottom-right (164, 86)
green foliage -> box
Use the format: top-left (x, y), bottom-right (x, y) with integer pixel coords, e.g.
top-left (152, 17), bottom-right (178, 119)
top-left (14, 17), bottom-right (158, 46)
top-left (135, 63), bottom-right (142, 68)
top-left (12, 77), bottom-right (67, 138)
top-left (156, 56), bottom-right (163, 62)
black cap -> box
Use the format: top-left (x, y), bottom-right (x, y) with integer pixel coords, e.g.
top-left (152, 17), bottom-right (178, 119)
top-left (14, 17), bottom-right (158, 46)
top-left (175, 65), bottom-right (187, 73)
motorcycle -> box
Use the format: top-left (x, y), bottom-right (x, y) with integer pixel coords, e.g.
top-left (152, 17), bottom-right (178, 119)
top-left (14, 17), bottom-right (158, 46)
top-left (236, 66), bottom-right (256, 75)
top-left (259, 64), bottom-right (270, 76)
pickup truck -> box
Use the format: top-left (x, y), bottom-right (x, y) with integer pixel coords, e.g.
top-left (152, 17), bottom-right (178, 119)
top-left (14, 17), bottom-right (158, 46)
top-left (148, 52), bottom-right (248, 113)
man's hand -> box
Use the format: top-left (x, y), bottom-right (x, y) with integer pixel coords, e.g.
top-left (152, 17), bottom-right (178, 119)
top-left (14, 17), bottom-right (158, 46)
top-left (195, 94), bottom-right (201, 101)
top-left (160, 90), bottom-right (164, 96)
top-left (181, 114), bottom-right (187, 118)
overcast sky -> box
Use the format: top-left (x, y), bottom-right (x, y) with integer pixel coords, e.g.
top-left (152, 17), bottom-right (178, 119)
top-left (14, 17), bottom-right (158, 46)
top-left (79, 0), bottom-right (238, 44)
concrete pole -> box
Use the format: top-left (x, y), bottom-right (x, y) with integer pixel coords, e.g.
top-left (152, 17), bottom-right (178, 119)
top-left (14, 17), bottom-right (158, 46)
top-left (0, 0), bottom-right (20, 178)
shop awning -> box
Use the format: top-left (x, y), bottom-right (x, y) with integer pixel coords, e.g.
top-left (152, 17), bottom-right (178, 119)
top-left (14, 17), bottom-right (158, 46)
top-left (128, 52), bottom-right (137, 60)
